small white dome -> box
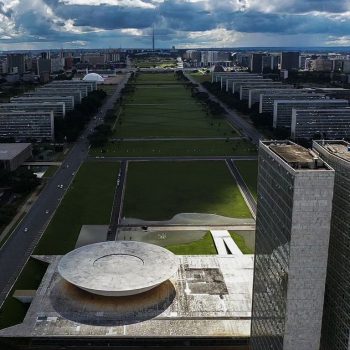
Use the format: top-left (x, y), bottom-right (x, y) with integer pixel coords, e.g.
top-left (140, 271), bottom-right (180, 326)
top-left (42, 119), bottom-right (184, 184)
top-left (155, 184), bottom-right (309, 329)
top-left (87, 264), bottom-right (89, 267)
top-left (83, 73), bottom-right (104, 83)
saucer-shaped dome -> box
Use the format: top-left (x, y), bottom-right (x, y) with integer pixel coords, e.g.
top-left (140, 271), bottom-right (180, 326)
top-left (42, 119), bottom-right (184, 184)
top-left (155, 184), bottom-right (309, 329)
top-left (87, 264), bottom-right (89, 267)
top-left (58, 241), bottom-right (179, 296)
top-left (83, 73), bottom-right (104, 83)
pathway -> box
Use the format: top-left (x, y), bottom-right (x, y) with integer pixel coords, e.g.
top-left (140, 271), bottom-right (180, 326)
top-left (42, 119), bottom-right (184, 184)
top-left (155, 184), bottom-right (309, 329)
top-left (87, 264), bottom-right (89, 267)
top-left (210, 230), bottom-right (243, 256)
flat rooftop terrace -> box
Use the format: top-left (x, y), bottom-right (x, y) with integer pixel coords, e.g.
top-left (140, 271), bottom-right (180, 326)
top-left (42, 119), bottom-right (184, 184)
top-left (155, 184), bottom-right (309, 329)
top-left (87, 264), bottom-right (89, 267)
top-left (0, 143), bottom-right (31, 160)
top-left (0, 254), bottom-right (253, 338)
top-left (267, 142), bottom-right (328, 170)
top-left (322, 142), bottom-right (350, 162)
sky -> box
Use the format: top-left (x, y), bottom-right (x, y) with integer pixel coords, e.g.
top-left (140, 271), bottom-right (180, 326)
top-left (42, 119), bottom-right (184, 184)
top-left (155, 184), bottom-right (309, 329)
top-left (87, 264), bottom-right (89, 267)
top-left (1, 0), bottom-right (350, 49)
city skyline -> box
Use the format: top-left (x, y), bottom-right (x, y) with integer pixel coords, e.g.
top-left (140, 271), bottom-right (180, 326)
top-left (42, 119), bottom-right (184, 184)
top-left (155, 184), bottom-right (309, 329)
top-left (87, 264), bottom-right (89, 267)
top-left (1, 1), bottom-right (350, 49)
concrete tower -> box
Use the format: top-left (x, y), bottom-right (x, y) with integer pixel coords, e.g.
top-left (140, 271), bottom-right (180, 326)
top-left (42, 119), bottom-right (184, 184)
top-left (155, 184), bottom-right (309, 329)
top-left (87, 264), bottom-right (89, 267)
top-left (251, 140), bottom-right (335, 350)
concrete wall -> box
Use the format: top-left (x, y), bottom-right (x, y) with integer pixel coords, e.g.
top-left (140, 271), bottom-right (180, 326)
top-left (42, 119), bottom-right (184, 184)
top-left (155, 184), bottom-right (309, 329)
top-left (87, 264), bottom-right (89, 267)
top-left (283, 171), bottom-right (334, 350)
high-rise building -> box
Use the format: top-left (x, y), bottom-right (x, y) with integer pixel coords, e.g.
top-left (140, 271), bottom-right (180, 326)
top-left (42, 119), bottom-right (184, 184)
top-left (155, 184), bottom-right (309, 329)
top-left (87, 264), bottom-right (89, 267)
top-left (251, 140), bottom-right (335, 350)
top-left (37, 58), bottom-right (51, 75)
top-left (281, 52), bottom-right (300, 71)
top-left (250, 53), bottom-right (265, 73)
top-left (313, 141), bottom-right (350, 350)
top-left (7, 53), bottom-right (25, 74)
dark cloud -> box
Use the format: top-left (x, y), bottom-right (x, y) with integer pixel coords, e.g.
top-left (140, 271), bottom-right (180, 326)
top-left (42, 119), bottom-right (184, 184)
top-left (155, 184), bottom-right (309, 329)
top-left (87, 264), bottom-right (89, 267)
top-left (2, 0), bottom-right (350, 47)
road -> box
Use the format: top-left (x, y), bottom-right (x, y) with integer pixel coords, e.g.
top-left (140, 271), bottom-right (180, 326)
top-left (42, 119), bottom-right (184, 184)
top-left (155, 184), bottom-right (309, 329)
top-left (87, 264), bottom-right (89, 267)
top-left (107, 161), bottom-right (128, 241)
top-left (89, 155), bottom-right (258, 162)
top-left (185, 73), bottom-right (263, 145)
top-left (110, 136), bottom-right (245, 141)
top-left (0, 74), bottom-right (130, 308)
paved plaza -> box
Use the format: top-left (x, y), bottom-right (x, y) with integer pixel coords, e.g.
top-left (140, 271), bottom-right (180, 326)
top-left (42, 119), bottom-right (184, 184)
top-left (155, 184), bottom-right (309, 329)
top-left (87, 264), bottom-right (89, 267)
top-left (0, 253), bottom-right (253, 338)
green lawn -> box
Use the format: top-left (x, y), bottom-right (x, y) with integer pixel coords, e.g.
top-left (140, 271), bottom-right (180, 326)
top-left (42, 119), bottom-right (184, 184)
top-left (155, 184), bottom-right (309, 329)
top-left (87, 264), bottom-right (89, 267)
top-left (190, 72), bottom-right (212, 84)
top-left (43, 165), bottom-right (59, 178)
top-left (166, 232), bottom-right (217, 255)
top-left (115, 73), bottom-right (235, 138)
top-left (91, 139), bottom-right (256, 157)
top-left (35, 161), bottom-right (119, 255)
top-left (0, 258), bottom-right (48, 330)
top-left (114, 103), bottom-right (235, 138)
top-left (123, 161), bottom-right (252, 220)
top-left (229, 231), bottom-right (254, 254)
top-left (235, 160), bottom-right (258, 200)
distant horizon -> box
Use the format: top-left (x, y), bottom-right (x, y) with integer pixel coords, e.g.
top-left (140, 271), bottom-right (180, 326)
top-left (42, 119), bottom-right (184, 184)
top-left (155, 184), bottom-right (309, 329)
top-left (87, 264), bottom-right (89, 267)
top-left (2, 46), bottom-right (350, 54)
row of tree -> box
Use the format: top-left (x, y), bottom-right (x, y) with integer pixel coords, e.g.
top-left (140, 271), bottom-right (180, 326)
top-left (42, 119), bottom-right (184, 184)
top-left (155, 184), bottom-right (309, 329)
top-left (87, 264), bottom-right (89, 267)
top-left (55, 89), bottom-right (107, 142)
top-left (0, 167), bottom-right (41, 227)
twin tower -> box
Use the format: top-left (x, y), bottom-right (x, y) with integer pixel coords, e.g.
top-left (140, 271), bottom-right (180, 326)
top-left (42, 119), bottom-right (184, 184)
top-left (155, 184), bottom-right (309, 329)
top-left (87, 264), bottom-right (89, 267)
top-left (251, 140), bottom-right (350, 350)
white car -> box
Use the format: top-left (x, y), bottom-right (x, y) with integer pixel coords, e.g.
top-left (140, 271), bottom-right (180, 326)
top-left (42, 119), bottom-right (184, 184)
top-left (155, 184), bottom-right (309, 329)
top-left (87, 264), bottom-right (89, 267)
top-left (24, 228), bottom-right (28, 232)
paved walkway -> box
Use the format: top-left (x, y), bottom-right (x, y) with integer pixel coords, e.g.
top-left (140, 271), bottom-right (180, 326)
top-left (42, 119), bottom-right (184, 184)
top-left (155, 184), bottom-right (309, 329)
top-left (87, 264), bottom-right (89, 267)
top-left (110, 137), bottom-right (245, 142)
top-left (24, 162), bottom-right (62, 166)
top-left (210, 230), bottom-right (243, 256)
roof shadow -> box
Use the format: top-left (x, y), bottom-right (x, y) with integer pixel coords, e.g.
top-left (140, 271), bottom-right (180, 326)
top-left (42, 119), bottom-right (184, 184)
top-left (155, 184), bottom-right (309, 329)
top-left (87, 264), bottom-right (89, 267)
top-left (50, 277), bottom-right (176, 326)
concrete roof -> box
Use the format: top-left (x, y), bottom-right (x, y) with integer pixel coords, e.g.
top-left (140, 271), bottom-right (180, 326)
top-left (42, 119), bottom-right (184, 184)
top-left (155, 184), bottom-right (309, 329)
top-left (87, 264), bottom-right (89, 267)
top-left (323, 142), bottom-right (350, 162)
top-left (58, 241), bottom-right (179, 296)
top-left (0, 254), bottom-right (254, 338)
top-left (0, 143), bottom-right (31, 161)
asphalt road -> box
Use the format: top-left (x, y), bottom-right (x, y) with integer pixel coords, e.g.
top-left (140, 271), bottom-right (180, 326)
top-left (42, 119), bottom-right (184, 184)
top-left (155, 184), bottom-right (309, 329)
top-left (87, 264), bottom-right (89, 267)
top-left (184, 73), bottom-right (263, 145)
top-left (89, 155), bottom-right (258, 162)
top-left (0, 74), bottom-right (130, 308)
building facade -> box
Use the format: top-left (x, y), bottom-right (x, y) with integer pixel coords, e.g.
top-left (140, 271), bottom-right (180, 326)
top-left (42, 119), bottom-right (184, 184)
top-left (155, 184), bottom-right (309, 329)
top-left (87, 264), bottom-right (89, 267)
top-left (281, 52), bottom-right (300, 71)
top-left (0, 143), bottom-right (32, 171)
top-left (259, 93), bottom-right (325, 114)
top-left (7, 53), bottom-right (25, 74)
top-left (0, 102), bottom-right (66, 118)
top-left (313, 141), bottom-right (350, 350)
top-left (273, 99), bottom-right (349, 130)
top-left (291, 109), bottom-right (350, 140)
top-left (0, 111), bottom-right (54, 141)
top-left (251, 141), bottom-right (334, 350)
top-left (11, 96), bottom-right (75, 112)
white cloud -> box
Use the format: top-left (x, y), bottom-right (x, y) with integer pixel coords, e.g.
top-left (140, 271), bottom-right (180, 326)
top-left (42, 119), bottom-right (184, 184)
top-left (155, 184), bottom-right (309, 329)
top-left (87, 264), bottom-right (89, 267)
top-left (120, 28), bottom-right (145, 36)
top-left (59, 0), bottom-right (157, 8)
top-left (182, 28), bottom-right (242, 48)
top-left (326, 35), bottom-right (350, 45)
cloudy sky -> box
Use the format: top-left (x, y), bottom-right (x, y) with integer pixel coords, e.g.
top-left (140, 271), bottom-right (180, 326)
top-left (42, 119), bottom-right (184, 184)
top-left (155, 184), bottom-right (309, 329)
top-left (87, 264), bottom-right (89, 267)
top-left (0, 0), bottom-right (350, 49)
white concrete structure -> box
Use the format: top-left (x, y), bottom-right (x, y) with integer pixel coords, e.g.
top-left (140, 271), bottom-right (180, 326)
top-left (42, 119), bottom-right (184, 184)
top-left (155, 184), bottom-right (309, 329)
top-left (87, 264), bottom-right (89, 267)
top-left (58, 241), bottom-right (179, 296)
top-left (83, 72), bottom-right (104, 84)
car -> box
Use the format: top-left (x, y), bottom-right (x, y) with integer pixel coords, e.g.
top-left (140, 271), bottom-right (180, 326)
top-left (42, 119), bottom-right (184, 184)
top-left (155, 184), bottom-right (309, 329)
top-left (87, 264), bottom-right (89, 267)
top-left (24, 228), bottom-right (28, 232)
top-left (45, 210), bottom-right (49, 214)
top-left (72, 172), bottom-right (75, 176)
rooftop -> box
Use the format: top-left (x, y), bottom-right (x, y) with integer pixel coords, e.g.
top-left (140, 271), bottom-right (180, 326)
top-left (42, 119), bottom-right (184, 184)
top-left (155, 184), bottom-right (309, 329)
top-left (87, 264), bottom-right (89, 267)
top-left (0, 254), bottom-right (253, 338)
top-left (0, 143), bottom-right (31, 161)
top-left (318, 141), bottom-right (350, 162)
top-left (266, 141), bottom-right (328, 170)
top-left (58, 241), bottom-right (179, 297)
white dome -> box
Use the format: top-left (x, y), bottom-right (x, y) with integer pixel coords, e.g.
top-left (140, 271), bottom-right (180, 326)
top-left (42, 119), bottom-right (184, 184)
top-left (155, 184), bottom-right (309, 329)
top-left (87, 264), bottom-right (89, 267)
top-left (83, 73), bottom-right (104, 83)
